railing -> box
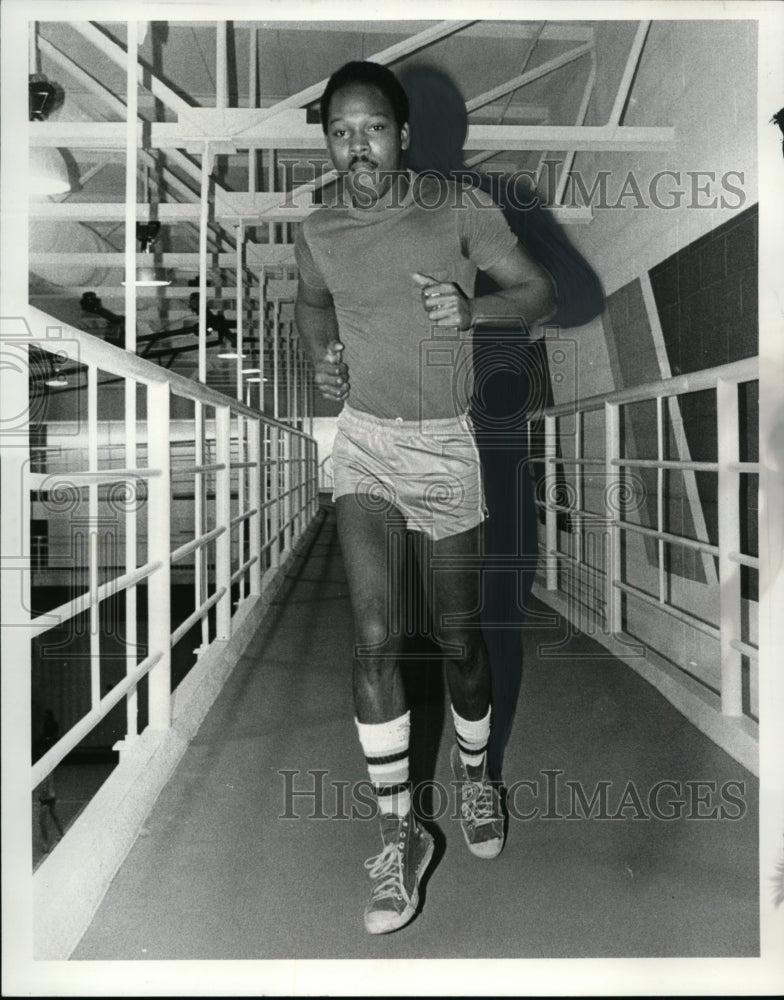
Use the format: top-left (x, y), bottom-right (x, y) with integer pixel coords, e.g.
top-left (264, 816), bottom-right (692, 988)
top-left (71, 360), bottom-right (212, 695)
top-left (318, 452), bottom-right (334, 493)
top-left (537, 356), bottom-right (759, 765)
top-left (17, 307), bottom-right (319, 793)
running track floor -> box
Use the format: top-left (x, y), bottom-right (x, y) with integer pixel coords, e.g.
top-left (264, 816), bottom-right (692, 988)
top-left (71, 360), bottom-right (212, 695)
top-left (73, 503), bottom-right (759, 961)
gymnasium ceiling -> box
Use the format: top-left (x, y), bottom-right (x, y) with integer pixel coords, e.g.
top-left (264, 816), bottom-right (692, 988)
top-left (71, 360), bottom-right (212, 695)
top-left (25, 17), bottom-right (671, 388)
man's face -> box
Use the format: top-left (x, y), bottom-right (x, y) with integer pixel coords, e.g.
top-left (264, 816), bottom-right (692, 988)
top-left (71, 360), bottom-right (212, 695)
top-left (325, 83), bottom-right (410, 207)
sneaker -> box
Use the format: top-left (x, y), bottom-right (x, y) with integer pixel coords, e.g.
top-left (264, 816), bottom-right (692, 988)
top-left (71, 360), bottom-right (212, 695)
top-left (363, 811), bottom-right (435, 935)
top-left (450, 744), bottom-right (505, 859)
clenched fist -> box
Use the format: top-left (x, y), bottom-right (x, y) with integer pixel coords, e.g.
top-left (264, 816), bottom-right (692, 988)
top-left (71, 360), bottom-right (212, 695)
top-left (314, 340), bottom-right (349, 401)
top-left (412, 272), bottom-right (473, 330)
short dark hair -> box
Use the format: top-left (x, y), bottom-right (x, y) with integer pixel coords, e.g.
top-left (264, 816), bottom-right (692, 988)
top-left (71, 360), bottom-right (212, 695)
top-left (320, 61), bottom-right (410, 133)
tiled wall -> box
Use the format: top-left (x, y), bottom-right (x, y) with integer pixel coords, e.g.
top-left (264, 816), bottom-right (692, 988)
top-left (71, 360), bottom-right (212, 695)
top-left (603, 280), bottom-right (689, 576)
top-left (650, 203), bottom-right (758, 596)
top-left (602, 204), bottom-right (758, 595)
top-left (650, 203), bottom-right (758, 376)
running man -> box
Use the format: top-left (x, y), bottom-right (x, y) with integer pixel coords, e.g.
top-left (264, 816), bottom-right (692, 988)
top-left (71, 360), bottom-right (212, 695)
top-left (294, 61), bottom-right (556, 934)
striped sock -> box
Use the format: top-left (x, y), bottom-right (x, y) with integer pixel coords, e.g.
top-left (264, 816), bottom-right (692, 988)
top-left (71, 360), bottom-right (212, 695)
top-left (355, 712), bottom-right (411, 817)
top-left (451, 705), bottom-right (491, 774)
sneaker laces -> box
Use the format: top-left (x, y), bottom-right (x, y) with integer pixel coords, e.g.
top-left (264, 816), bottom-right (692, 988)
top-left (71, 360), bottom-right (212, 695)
top-left (461, 778), bottom-right (499, 826)
top-left (364, 842), bottom-right (404, 902)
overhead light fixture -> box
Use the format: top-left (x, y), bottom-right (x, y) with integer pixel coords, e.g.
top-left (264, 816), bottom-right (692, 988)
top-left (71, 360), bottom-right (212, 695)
top-left (217, 330), bottom-right (245, 359)
top-left (243, 370), bottom-right (269, 384)
top-left (121, 222), bottom-right (171, 287)
top-left (29, 74), bottom-right (71, 197)
top-left (45, 370), bottom-right (68, 388)
top-left (30, 147), bottom-right (71, 196)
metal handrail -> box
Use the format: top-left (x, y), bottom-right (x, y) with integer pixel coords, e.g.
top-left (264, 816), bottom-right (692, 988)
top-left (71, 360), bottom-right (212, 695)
top-left (20, 310), bottom-right (319, 790)
top-left (541, 355), bottom-right (756, 417)
top-left (540, 354), bottom-right (759, 728)
top-left (28, 307), bottom-right (315, 443)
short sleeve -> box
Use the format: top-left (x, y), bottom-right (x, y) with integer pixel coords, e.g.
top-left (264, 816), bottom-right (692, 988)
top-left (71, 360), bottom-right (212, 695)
top-left (458, 185), bottom-right (518, 273)
top-left (294, 224), bottom-right (328, 291)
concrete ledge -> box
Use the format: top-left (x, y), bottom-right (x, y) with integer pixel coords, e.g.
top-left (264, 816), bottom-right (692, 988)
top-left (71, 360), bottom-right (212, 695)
top-left (33, 509), bottom-right (326, 960)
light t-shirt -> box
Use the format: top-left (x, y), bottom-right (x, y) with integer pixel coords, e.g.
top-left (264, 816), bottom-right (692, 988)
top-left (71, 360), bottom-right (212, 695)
top-left (295, 171), bottom-right (517, 421)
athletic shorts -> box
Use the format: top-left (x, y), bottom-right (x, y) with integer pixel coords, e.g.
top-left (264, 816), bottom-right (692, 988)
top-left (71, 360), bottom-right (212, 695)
top-left (332, 404), bottom-right (486, 541)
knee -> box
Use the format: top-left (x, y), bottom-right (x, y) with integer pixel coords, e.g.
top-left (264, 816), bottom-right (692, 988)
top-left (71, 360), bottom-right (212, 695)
top-left (353, 606), bottom-right (397, 657)
top-left (435, 622), bottom-right (484, 664)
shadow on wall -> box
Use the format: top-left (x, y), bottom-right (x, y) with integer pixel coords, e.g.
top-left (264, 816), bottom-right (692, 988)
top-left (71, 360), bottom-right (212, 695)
top-left (400, 64), bottom-right (606, 531)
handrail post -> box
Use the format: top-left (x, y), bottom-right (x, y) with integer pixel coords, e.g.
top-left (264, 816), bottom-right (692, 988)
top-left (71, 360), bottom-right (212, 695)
top-left (605, 400), bottom-right (622, 638)
top-left (215, 404), bottom-right (232, 640)
top-left (235, 224), bottom-right (244, 402)
top-left (299, 434), bottom-right (306, 539)
top-left (2, 4), bottom-right (34, 913)
top-left (310, 439), bottom-right (314, 522)
top-left (273, 301), bottom-right (280, 420)
top-left (544, 413), bottom-right (557, 590)
top-left (257, 267), bottom-right (266, 412)
top-left (123, 23), bottom-right (139, 740)
top-left (656, 395), bottom-right (666, 603)
top-left (293, 341), bottom-right (300, 427)
top-left (147, 381), bottom-right (172, 729)
top-left (238, 415), bottom-right (246, 603)
top-left (195, 402), bottom-right (208, 649)
top-left (283, 431), bottom-right (293, 550)
top-left (249, 417), bottom-right (262, 596)
top-left (87, 364), bottom-right (101, 712)
top-left (291, 432), bottom-right (299, 541)
top-left (314, 439), bottom-right (320, 516)
top-left (308, 367), bottom-right (314, 438)
top-left (717, 377), bottom-right (742, 715)
top-left (283, 322), bottom-right (296, 427)
top-left (574, 409), bottom-right (583, 570)
top-left (270, 425), bottom-right (281, 569)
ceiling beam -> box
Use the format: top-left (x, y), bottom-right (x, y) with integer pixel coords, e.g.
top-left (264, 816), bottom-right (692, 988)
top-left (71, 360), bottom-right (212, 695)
top-left (39, 35), bottom-right (236, 253)
top-left (70, 22), bottom-right (193, 117)
top-left (30, 287), bottom-right (278, 304)
top-left (31, 118), bottom-right (675, 152)
top-left (30, 291), bottom-right (258, 306)
top-left (28, 201), bottom-right (311, 222)
top-left (176, 21), bottom-right (594, 42)
top-left (29, 199), bottom-right (593, 225)
top-left (250, 21), bottom-right (475, 121)
top-left (609, 20), bottom-right (651, 126)
top-left (69, 20), bottom-right (474, 123)
top-left (470, 104), bottom-right (550, 123)
top-left (29, 247), bottom-right (297, 268)
top-left (465, 42), bottom-right (593, 113)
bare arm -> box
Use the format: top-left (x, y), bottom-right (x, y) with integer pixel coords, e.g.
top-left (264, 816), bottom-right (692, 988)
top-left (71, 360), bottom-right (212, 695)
top-left (471, 242), bottom-right (557, 327)
top-left (294, 279), bottom-right (349, 401)
top-left (413, 241), bottom-right (557, 330)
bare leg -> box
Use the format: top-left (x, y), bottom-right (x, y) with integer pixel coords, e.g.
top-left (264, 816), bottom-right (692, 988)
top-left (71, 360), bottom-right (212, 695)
top-left (427, 524), bottom-right (491, 721)
top-left (335, 493), bottom-right (408, 724)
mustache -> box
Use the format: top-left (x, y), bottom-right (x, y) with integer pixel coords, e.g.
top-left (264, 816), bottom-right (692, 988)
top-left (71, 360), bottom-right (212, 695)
top-left (348, 155), bottom-right (378, 169)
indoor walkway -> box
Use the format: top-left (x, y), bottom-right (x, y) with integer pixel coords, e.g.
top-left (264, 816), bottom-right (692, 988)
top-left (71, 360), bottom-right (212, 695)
top-left (73, 503), bottom-right (759, 960)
